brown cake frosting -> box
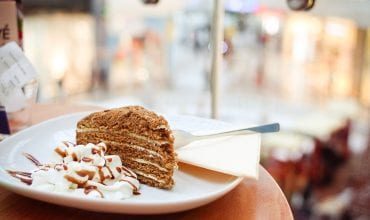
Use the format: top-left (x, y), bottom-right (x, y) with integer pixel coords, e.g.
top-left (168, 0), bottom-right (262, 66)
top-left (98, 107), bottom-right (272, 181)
top-left (76, 106), bottom-right (177, 189)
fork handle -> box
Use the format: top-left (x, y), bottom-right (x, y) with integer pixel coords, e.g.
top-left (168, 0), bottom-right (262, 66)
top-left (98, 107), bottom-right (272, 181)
top-left (194, 123), bottom-right (280, 140)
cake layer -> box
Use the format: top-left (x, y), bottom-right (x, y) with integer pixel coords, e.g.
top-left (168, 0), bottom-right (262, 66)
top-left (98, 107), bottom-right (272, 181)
top-left (136, 172), bottom-right (172, 189)
top-left (76, 134), bottom-right (175, 189)
top-left (77, 132), bottom-right (174, 163)
top-left (76, 135), bottom-right (174, 169)
top-left (77, 128), bottom-right (172, 143)
top-left (77, 130), bottom-right (173, 155)
top-left (126, 160), bottom-right (174, 189)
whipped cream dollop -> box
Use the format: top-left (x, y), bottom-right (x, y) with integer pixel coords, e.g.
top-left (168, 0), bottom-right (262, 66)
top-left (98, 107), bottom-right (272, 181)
top-left (8, 142), bottom-right (140, 200)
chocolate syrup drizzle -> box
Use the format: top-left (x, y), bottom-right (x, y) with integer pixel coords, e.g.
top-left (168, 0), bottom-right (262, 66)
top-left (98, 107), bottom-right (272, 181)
top-left (7, 170), bottom-right (32, 185)
top-left (22, 153), bottom-right (42, 167)
top-left (84, 185), bottom-right (104, 198)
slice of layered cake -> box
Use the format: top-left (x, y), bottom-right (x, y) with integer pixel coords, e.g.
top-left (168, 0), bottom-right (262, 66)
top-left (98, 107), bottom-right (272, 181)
top-left (76, 106), bottom-right (177, 189)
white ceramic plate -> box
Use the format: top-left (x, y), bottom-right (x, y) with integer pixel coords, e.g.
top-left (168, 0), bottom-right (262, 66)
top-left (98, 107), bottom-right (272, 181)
top-left (0, 112), bottom-right (244, 214)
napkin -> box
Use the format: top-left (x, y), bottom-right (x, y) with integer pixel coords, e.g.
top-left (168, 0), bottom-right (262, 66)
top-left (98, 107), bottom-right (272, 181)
top-left (0, 42), bottom-right (38, 112)
top-left (175, 133), bottom-right (261, 179)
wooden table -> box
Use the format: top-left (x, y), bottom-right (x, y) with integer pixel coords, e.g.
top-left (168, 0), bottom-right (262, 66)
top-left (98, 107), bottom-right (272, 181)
top-left (0, 103), bottom-right (293, 220)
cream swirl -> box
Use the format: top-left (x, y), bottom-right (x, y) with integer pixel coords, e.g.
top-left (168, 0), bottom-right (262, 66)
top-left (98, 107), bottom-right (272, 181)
top-left (8, 142), bottom-right (140, 200)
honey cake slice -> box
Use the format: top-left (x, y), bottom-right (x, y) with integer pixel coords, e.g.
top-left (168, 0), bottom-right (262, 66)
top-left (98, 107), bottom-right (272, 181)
top-left (76, 106), bottom-right (177, 189)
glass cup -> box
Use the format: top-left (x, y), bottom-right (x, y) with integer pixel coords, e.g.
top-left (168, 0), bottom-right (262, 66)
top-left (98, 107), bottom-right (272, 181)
top-left (6, 79), bottom-right (38, 133)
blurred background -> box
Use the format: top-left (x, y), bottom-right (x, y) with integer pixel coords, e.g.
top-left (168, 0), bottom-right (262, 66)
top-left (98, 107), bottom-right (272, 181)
top-left (17, 0), bottom-right (370, 219)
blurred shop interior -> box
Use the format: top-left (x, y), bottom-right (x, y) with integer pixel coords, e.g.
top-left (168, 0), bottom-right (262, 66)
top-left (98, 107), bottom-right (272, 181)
top-left (19, 0), bottom-right (370, 219)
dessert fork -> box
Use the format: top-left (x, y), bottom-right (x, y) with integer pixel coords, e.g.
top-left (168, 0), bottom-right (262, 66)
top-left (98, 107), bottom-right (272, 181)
top-left (173, 122), bottom-right (280, 149)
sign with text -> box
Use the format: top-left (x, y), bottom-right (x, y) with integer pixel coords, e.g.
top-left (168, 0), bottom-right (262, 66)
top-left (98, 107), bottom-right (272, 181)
top-left (0, 1), bottom-right (19, 46)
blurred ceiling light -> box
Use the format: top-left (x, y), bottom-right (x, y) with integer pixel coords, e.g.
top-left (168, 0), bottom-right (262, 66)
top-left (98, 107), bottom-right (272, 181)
top-left (50, 51), bottom-right (68, 81)
top-left (225, 0), bottom-right (258, 13)
top-left (142, 0), bottom-right (160, 4)
top-left (108, 0), bottom-right (185, 18)
top-left (292, 34), bottom-right (309, 62)
top-left (287, 0), bottom-right (315, 11)
top-left (207, 41), bottom-right (229, 54)
top-left (262, 15), bottom-right (280, 35)
top-left (325, 22), bottom-right (346, 37)
top-left (136, 67), bottom-right (149, 82)
top-left (288, 14), bottom-right (321, 35)
top-left (226, 0), bottom-right (243, 12)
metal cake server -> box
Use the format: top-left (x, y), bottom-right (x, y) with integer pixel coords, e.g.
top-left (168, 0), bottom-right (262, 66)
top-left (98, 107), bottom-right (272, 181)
top-left (173, 122), bottom-right (280, 149)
